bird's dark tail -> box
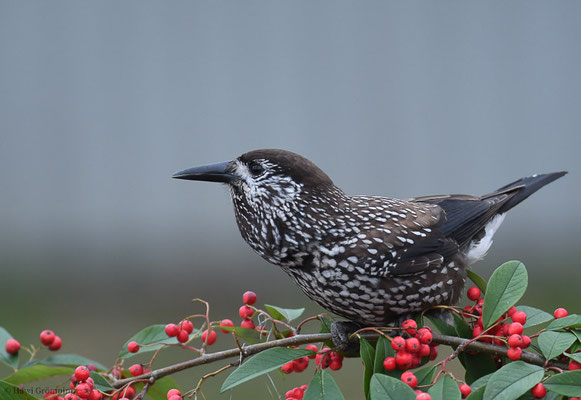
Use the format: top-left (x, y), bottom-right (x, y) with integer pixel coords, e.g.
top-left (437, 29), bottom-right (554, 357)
top-left (486, 171), bottom-right (567, 214)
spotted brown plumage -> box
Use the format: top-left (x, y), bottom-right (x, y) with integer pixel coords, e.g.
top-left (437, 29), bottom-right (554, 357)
top-left (173, 149), bottom-right (566, 326)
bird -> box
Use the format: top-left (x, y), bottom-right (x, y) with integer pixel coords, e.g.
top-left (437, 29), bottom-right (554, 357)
top-left (173, 149), bottom-right (566, 329)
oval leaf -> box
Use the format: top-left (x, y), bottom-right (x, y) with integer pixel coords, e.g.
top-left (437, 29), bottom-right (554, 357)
top-left (360, 337), bottom-right (376, 399)
top-left (4, 365), bottom-right (74, 385)
top-left (546, 314), bottom-right (581, 331)
top-left (466, 269), bottom-right (487, 293)
top-left (0, 380), bottom-right (40, 400)
top-left (373, 335), bottom-right (394, 374)
top-left (516, 306), bottom-right (554, 328)
top-left (264, 305), bottom-right (305, 322)
top-left (428, 374), bottom-right (462, 400)
top-left (89, 371), bottom-right (114, 391)
top-left (483, 361), bottom-right (544, 400)
top-left (303, 370), bottom-right (345, 400)
top-left (482, 260), bottom-right (528, 328)
top-left (221, 347), bottom-right (313, 392)
top-left (119, 324), bottom-right (181, 359)
top-left (543, 370), bottom-right (581, 396)
top-left (369, 373), bottom-right (416, 400)
top-left (0, 327), bottom-right (19, 369)
top-left (537, 331), bottom-right (576, 360)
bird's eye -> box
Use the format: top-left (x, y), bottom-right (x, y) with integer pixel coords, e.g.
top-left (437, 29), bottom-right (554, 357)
top-left (249, 162), bottom-right (264, 176)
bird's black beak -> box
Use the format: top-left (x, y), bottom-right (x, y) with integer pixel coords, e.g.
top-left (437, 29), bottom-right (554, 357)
top-left (172, 161), bottom-right (236, 183)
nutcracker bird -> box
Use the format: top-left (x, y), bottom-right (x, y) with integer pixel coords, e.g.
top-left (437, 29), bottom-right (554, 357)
top-left (173, 149), bottom-right (565, 336)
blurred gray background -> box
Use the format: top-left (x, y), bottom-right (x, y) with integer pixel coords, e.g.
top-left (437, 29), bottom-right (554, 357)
top-left (1, 1), bottom-right (579, 398)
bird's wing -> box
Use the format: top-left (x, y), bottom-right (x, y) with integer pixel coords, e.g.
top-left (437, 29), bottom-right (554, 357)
top-left (320, 197), bottom-right (458, 277)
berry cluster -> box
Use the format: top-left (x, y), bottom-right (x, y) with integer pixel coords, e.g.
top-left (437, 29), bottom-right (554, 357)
top-left (239, 290), bottom-right (257, 330)
top-left (382, 320), bottom-right (437, 372)
top-left (285, 384), bottom-right (308, 400)
top-left (464, 287), bottom-right (531, 361)
top-left (281, 345), bottom-right (344, 375)
top-left (163, 319), bottom-right (195, 344)
top-left (4, 329), bottom-right (63, 356)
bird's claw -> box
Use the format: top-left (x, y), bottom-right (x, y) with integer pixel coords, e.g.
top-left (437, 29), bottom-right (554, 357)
top-left (331, 321), bottom-right (362, 356)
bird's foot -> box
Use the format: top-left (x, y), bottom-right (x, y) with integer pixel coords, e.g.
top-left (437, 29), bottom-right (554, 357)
top-left (331, 321), bottom-right (362, 356)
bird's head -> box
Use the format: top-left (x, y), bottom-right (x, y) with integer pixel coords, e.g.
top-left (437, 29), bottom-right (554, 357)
top-left (173, 149), bottom-right (335, 209)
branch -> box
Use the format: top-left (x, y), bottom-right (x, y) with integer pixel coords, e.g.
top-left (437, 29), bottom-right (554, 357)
top-left (111, 331), bottom-right (568, 388)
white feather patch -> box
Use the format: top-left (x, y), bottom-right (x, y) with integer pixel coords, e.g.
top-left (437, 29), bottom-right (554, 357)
top-left (465, 213), bottom-right (506, 264)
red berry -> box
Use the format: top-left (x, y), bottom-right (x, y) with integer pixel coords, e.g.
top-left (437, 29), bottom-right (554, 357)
top-left (86, 377), bottom-right (94, 389)
top-left (281, 361), bottom-right (294, 374)
top-left (383, 356), bottom-right (396, 370)
top-left (177, 330), bottom-right (189, 343)
top-left (242, 291), bottom-right (257, 305)
top-left (507, 346), bottom-right (522, 360)
top-left (329, 359), bottom-right (342, 370)
top-left (391, 336), bottom-right (406, 351)
top-left (315, 351), bottom-right (331, 369)
top-left (166, 389), bottom-right (182, 400)
top-left (511, 311), bottom-right (527, 325)
top-left (395, 351), bottom-right (412, 369)
top-left (521, 335), bottom-right (531, 348)
top-left (416, 393), bottom-right (431, 400)
top-left (129, 364), bottom-right (143, 376)
top-left (44, 390), bottom-right (59, 399)
top-left (531, 382), bottom-right (547, 398)
top-left (180, 320), bottom-right (194, 334)
top-left (507, 306), bottom-right (517, 317)
top-left (40, 330), bottom-right (56, 346)
top-left (76, 383), bottom-right (92, 399)
top-left (165, 323), bottom-right (179, 337)
top-left (88, 390), bottom-right (102, 400)
top-left (569, 360), bottom-right (581, 370)
top-left (127, 341), bottom-right (140, 353)
top-left (168, 396), bottom-right (182, 400)
top-left (406, 337), bottom-right (421, 353)
top-left (75, 365), bottom-right (91, 381)
top-left (508, 334), bottom-right (523, 348)
top-left (419, 344), bottom-right (431, 357)
top-left (472, 325), bottom-right (484, 338)
top-left (429, 345), bottom-right (438, 361)
top-left (201, 329), bottom-right (217, 345)
top-left (467, 287), bottom-right (481, 301)
top-left (554, 308), bottom-right (568, 319)
top-left (508, 322), bottom-right (524, 336)
top-left (64, 394), bottom-right (79, 400)
top-left (239, 305), bottom-right (254, 319)
top-left (305, 344), bottom-right (318, 358)
top-left (417, 328), bottom-right (433, 344)
top-left (5, 339), bottom-right (20, 354)
top-left (459, 384), bottom-right (471, 398)
top-left (49, 336), bottom-right (62, 351)
top-left (401, 371), bottom-right (418, 388)
top-left (240, 319), bottom-right (255, 329)
top-left (292, 356), bottom-right (310, 372)
top-left (219, 319), bottom-right (234, 333)
top-left (402, 319), bottom-right (418, 336)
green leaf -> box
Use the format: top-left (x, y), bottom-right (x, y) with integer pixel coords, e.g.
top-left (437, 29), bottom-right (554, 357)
top-left (516, 306), bottom-right (554, 328)
top-left (318, 315), bottom-right (334, 334)
top-left (147, 376), bottom-right (181, 400)
top-left (470, 372), bottom-right (493, 392)
top-left (373, 335), bottom-right (394, 374)
top-left (546, 314), bottom-right (581, 331)
top-left (219, 326), bottom-right (263, 345)
top-left (0, 327), bottom-right (19, 369)
top-left (303, 370), bottom-right (345, 400)
top-left (415, 365), bottom-right (437, 386)
top-left (428, 374), bottom-right (462, 400)
top-left (537, 331), bottom-right (577, 360)
top-left (360, 337), bottom-right (376, 399)
top-left (426, 315), bottom-right (457, 336)
top-left (482, 260), bottom-right (528, 329)
top-left (565, 352), bottom-right (581, 364)
top-left (465, 385), bottom-right (485, 400)
top-left (459, 352), bottom-right (497, 385)
top-left (264, 304), bottom-right (305, 322)
top-left (26, 354), bottom-right (106, 370)
top-left (119, 324), bottom-right (182, 359)
top-left (466, 269), bottom-right (487, 293)
top-left (453, 313), bottom-right (473, 339)
top-left (221, 347), bottom-right (313, 392)
top-left (543, 370), bottom-right (581, 396)
top-left (0, 380), bottom-right (40, 400)
top-left (483, 361), bottom-right (544, 400)
top-left (369, 373), bottom-right (416, 400)
top-left (89, 371), bottom-right (114, 391)
top-left (4, 365), bottom-right (74, 385)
